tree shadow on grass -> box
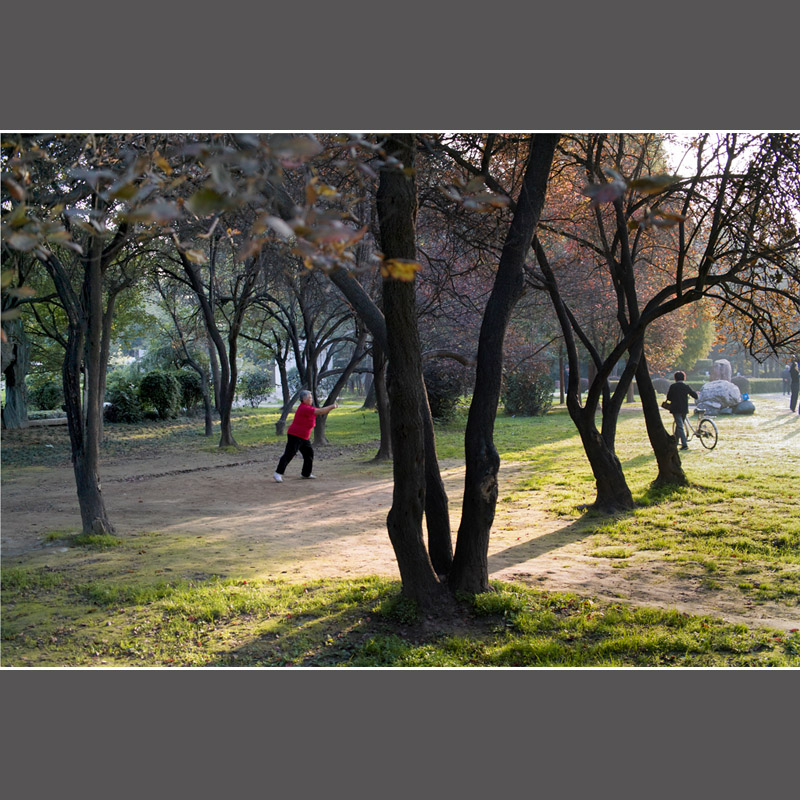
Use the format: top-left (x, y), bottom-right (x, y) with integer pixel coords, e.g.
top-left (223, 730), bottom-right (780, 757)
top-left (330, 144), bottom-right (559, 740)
top-left (487, 479), bottom-right (692, 574)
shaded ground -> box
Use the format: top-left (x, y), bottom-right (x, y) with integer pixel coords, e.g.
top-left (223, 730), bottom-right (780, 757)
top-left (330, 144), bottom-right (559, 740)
top-left (2, 396), bottom-right (799, 632)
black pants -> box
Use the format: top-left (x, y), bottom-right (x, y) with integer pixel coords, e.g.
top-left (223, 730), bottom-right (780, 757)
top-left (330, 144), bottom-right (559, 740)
top-left (276, 434), bottom-right (314, 477)
top-left (791, 385), bottom-right (799, 412)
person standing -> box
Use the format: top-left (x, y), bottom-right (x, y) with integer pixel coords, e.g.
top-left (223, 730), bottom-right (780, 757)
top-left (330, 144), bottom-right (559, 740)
top-left (273, 390), bottom-right (338, 482)
top-left (666, 371), bottom-right (698, 450)
top-left (790, 360), bottom-right (800, 413)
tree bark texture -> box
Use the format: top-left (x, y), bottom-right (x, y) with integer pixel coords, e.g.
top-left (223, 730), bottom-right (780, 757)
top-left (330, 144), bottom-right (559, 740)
top-left (43, 245), bottom-right (114, 536)
top-left (572, 409), bottom-right (634, 511)
top-left (1, 321), bottom-right (30, 429)
top-left (449, 133), bottom-right (559, 595)
top-left (378, 133), bottom-right (444, 608)
top-left (635, 356), bottom-right (687, 487)
top-left (370, 343), bottom-right (392, 460)
top-left (328, 249), bottom-right (450, 562)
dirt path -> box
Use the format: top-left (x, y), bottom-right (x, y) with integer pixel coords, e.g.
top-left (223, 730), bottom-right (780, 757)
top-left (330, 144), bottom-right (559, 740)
top-left (2, 401), bottom-right (799, 632)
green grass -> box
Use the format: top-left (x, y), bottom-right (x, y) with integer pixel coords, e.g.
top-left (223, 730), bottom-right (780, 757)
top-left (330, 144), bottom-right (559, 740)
top-left (2, 394), bottom-right (799, 666)
top-left (2, 573), bottom-right (797, 667)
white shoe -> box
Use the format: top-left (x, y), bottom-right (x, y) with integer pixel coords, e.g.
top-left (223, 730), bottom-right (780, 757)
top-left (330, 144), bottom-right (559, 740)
top-left (273, 472), bottom-right (283, 482)
top-left (302, 474), bottom-right (316, 479)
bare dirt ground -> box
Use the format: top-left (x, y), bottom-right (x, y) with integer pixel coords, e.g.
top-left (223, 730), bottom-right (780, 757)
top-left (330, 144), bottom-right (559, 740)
top-left (2, 399), bottom-right (799, 632)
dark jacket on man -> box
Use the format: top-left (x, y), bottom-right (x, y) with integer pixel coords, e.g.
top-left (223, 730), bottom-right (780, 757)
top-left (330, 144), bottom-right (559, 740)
top-left (666, 381), bottom-right (698, 416)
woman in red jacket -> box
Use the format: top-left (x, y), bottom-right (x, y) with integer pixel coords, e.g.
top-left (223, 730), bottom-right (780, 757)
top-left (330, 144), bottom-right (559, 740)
top-left (273, 390), bottom-right (338, 482)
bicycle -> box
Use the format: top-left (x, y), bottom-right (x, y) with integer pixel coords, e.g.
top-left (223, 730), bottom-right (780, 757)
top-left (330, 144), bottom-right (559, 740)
top-left (671, 411), bottom-right (718, 450)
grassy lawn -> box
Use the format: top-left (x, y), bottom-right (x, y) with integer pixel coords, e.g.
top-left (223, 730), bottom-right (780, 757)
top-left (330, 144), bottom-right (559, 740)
top-left (2, 396), bottom-right (799, 667)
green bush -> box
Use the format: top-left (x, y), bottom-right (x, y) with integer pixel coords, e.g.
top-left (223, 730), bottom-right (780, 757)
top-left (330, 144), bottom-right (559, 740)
top-left (423, 361), bottom-right (466, 423)
top-left (105, 379), bottom-right (144, 423)
top-left (28, 380), bottom-right (63, 411)
top-left (502, 365), bottom-right (554, 416)
top-left (747, 378), bottom-right (784, 394)
top-left (139, 371), bottom-right (180, 419)
top-left (651, 377), bottom-right (671, 395)
top-left (731, 376), bottom-right (750, 395)
top-left (239, 370), bottom-right (273, 408)
top-left (177, 370), bottom-right (204, 414)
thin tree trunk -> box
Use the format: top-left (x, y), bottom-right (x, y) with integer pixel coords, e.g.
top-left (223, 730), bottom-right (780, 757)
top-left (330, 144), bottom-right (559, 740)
top-left (201, 370), bottom-right (214, 436)
top-left (314, 329), bottom-right (368, 446)
top-left (449, 133), bottom-right (559, 595)
top-left (371, 342), bottom-right (392, 461)
top-left (635, 355), bottom-right (687, 487)
top-left (421, 396), bottom-right (452, 575)
top-left (208, 335), bottom-right (221, 414)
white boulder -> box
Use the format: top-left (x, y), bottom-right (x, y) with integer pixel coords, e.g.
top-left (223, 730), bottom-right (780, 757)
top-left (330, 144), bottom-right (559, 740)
top-left (696, 379), bottom-right (742, 413)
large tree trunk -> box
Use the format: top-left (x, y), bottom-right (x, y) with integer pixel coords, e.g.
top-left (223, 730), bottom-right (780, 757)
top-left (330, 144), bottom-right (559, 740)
top-left (327, 257), bottom-right (448, 552)
top-left (449, 133), bottom-right (559, 595)
top-left (572, 406), bottom-right (634, 512)
top-left (55, 275), bottom-right (113, 535)
top-left (378, 133), bottom-right (444, 608)
top-left (635, 355), bottom-right (687, 487)
top-left (79, 238), bottom-right (114, 533)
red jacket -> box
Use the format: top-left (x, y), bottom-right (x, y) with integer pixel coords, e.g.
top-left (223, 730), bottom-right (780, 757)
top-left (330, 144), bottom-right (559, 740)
top-left (287, 403), bottom-right (316, 440)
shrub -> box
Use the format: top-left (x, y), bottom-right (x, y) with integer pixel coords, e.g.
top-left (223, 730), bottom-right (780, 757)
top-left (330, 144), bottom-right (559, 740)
top-left (503, 365), bottom-right (554, 416)
top-left (105, 379), bottom-right (144, 423)
top-left (423, 361), bottom-right (466, 423)
top-left (651, 377), bottom-right (671, 395)
top-left (139, 371), bottom-right (180, 419)
top-left (239, 370), bottom-right (273, 408)
top-left (176, 370), bottom-right (204, 414)
top-left (28, 380), bottom-right (63, 411)
top-left (747, 378), bottom-right (784, 394)
top-left (731, 376), bottom-right (750, 395)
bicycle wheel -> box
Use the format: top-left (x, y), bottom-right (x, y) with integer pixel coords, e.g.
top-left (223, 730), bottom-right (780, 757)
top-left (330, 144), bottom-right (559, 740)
top-left (697, 418), bottom-right (718, 450)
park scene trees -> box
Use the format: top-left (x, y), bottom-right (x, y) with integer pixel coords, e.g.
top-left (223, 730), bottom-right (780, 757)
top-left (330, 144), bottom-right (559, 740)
top-left (2, 132), bottom-right (799, 667)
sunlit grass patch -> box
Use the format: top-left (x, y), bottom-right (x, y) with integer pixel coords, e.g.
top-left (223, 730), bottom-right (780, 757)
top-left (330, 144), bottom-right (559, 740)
top-left (590, 548), bottom-right (633, 559)
top-left (5, 571), bottom-right (797, 667)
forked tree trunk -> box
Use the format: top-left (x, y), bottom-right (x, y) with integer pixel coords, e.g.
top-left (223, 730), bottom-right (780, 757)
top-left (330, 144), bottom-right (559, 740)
top-left (378, 133), bottom-right (444, 608)
top-left (571, 407), bottom-right (634, 511)
top-left (635, 356), bottom-right (687, 487)
top-left (327, 262), bottom-right (448, 551)
top-left (449, 133), bottom-right (559, 595)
